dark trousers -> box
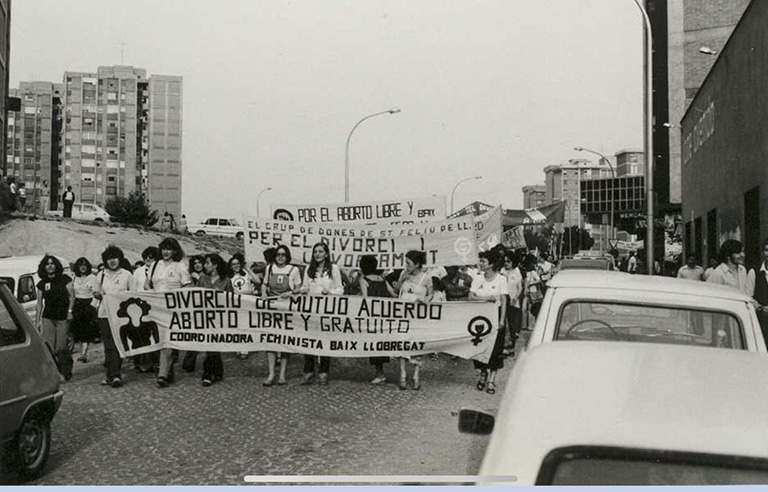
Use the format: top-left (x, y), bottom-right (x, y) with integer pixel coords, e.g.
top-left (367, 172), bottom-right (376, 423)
top-left (98, 318), bottom-right (122, 380)
top-left (182, 351), bottom-right (198, 372)
top-left (758, 311), bottom-right (768, 348)
top-left (63, 201), bottom-right (74, 218)
top-left (303, 355), bottom-right (330, 374)
top-left (506, 305), bottom-right (522, 349)
top-left (202, 352), bottom-right (223, 381)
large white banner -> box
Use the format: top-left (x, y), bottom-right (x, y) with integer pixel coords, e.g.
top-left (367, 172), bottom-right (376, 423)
top-left (271, 196), bottom-right (446, 225)
top-left (244, 215), bottom-right (478, 269)
top-left (104, 290), bottom-right (499, 362)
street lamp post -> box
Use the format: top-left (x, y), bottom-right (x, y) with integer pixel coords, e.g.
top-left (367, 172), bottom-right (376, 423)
top-left (257, 187), bottom-right (272, 217)
top-left (631, 0), bottom-right (655, 275)
top-left (574, 147), bottom-right (616, 249)
top-left (344, 109), bottom-right (401, 203)
top-left (450, 176), bottom-right (483, 214)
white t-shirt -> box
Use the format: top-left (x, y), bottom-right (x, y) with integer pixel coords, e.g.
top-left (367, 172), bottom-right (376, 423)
top-left (301, 264), bottom-right (344, 295)
top-left (148, 259), bottom-right (191, 292)
top-left (133, 265), bottom-right (150, 292)
top-left (95, 268), bottom-right (137, 317)
top-left (470, 272), bottom-right (508, 299)
top-left (502, 268), bottom-right (524, 308)
top-left (231, 272), bottom-right (256, 295)
top-left (73, 274), bottom-right (98, 299)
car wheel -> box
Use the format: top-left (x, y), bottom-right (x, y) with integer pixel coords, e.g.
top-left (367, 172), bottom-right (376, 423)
top-left (236, 232), bottom-right (244, 240)
top-left (13, 415), bottom-right (51, 479)
top-left (195, 231), bottom-right (206, 236)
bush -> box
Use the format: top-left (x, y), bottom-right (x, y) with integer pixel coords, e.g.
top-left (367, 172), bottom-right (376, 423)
top-left (105, 191), bottom-right (159, 227)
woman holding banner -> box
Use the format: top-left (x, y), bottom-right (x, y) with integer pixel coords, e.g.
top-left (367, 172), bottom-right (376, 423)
top-left (261, 245), bottom-right (302, 386)
top-left (359, 255), bottom-right (397, 385)
top-left (299, 243), bottom-right (344, 386)
top-left (197, 254), bottom-right (233, 387)
top-left (229, 253), bottom-right (260, 361)
top-left (395, 250), bottom-right (433, 391)
top-left (146, 237), bottom-right (192, 388)
top-left (469, 249), bottom-right (508, 395)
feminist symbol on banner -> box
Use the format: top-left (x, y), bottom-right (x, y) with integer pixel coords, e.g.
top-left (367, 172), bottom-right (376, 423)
top-left (454, 236), bottom-right (474, 264)
top-left (466, 316), bottom-right (493, 346)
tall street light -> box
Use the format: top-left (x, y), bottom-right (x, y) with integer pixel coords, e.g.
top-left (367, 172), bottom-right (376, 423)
top-left (257, 187), bottom-right (272, 217)
top-left (450, 176), bottom-right (482, 214)
top-left (631, 0), bottom-right (655, 275)
top-left (574, 146), bottom-right (616, 249)
top-left (344, 109), bottom-right (401, 203)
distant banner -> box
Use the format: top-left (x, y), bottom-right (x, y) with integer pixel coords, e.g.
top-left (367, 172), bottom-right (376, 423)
top-left (104, 290), bottom-right (498, 362)
top-left (448, 201), bottom-right (496, 219)
top-left (502, 201), bottom-right (566, 226)
top-left (244, 215), bottom-right (478, 269)
top-left (474, 206), bottom-right (503, 251)
top-left (272, 196), bottom-right (446, 225)
top-left (502, 226), bottom-right (527, 250)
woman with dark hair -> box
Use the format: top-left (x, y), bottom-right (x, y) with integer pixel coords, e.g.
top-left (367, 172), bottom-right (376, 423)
top-left (394, 250), bottom-right (433, 390)
top-left (469, 249), bottom-right (508, 395)
top-left (299, 242), bottom-right (343, 386)
top-left (229, 252), bottom-right (260, 360)
top-left (359, 254), bottom-right (397, 385)
top-left (189, 255), bottom-right (205, 286)
top-left (707, 239), bottom-right (749, 294)
top-left (146, 237), bottom-right (192, 387)
top-left (92, 245), bottom-right (137, 387)
top-left (71, 257), bottom-right (99, 363)
top-left (260, 244), bottom-right (301, 386)
top-left (197, 253), bottom-right (233, 387)
top-left (35, 255), bottom-right (75, 380)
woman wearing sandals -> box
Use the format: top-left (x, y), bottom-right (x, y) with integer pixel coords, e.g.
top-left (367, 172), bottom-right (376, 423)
top-left (145, 237), bottom-right (192, 388)
top-left (35, 255), bottom-right (75, 381)
top-left (197, 253), bottom-right (233, 387)
top-left (260, 244), bottom-right (301, 387)
top-left (299, 242), bottom-right (344, 386)
top-left (359, 255), bottom-right (397, 385)
top-left (394, 250), bottom-right (433, 390)
top-left (469, 249), bottom-right (508, 395)
top-left (71, 257), bottom-right (99, 364)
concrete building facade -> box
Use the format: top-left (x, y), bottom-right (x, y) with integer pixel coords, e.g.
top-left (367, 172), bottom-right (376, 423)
top-left (615, 149), bottom-right (645, 177)
top-left (521, 184), bottom-right (546, 209)
top-left (146, 75), bottom-right (183, 219)
top-left (6, 82), bottom-right (63, 212)
top-left (681, 0), bottom-right (767, 270)
top-left (0, 0), bottom-right (10, 171)
top-left (544, 159), bottom-right (612, 227)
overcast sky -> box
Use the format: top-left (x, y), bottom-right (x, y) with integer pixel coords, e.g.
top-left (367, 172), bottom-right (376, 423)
top-left (10, 0), bottom-right (644, 221)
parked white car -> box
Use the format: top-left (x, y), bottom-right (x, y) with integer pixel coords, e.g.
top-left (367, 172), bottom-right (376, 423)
top-left (190, 217), bottom-right (244, 240)
top-left (46, 203), bottom-right (111, 223)
top-left (0, 255), bottom-right (72, 319)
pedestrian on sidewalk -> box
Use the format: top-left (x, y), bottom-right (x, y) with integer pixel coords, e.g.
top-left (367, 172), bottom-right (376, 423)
top-left (677, 254), bottom-right (705, 281)
top-left (748, 241), bottom-right (768, 347)
top-left (62, 186), bottom-right (75, 218)
top-left (707, 240), bottom-right (750, 295)
top-left (35, 255), bottom-right (75, 380)
top-left (17, 183), bottom-right (26, 212)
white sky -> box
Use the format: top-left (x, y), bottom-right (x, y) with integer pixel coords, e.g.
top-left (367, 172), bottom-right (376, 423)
top-left (10, 0), bottom-right (644, 222)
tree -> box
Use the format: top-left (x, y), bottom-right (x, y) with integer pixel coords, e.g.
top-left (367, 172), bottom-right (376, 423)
top-left (559, 226), bottom-right (595, 257)
top-left (105, 191), bottom-right (159, 227)
top-left (523, 226), bottom-right (554, 256)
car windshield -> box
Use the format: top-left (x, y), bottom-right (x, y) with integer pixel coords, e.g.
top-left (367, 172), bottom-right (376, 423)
top-left (555, 301), bottom-right (745, 350)
top-left (548, 456), bottom-right (768, 485)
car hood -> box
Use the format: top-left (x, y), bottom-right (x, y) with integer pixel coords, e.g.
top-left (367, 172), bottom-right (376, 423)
top-left (480, 342), bottom-right (768, 483)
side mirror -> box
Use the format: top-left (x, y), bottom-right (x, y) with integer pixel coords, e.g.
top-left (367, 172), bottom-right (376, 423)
top-left (458, 409), bottom-right (495, 435)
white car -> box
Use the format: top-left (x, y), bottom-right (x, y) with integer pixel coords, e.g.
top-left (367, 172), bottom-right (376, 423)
top-left (46, 203), bottom-right (111, 223)
top-left (0, 255), bottom-right (72, 319)
top-left (459, 270), bottom-right (768, 485)
top-left (190, 217), bottom-right (244, 240)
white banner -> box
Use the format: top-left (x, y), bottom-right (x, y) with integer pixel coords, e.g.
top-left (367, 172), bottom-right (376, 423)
top-left (104, 290), bottom-right (499, 362)
top-left (272, 196), bottom-right (447, 225)
top-left (502, 226), bottom-right (527, 250)
top-left (244, 215), bottom-right (478, 269)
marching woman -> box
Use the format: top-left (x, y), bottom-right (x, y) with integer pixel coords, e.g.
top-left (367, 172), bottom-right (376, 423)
top-left (189, 255), bottom-right (205, 286)
top-left (71, 257), bottom-right (99, 363)
top-left (260, 244), bottom-right (302, 386)
top-left (229, 253), bottom-right (261, 360)
top-left (92, 246), bottom-right (137, 387)
top-left (359, 254), bottom-right (397, 385)
top-left (145, 237), bottom-right (192, 388)
top-left (299, 242), bottom-right (344, 386)
top-left (197, 253), bottom-right (233, 387)
top-left (394, 250), bottom-right (433, 390)
top-left (35, 255), bottom-right (75, 380)
top-left (469, 249), bottom-right (508, 395)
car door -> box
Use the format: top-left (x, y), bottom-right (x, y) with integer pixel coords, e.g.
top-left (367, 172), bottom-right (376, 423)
top-left (17, 274), bottom-right (38, 321)
top-left (81, 203), bottom-right (96, 220)
top-left (219, 219), bottom-right (233, 237)
top-left (0, 285), bottom-right (33, 441)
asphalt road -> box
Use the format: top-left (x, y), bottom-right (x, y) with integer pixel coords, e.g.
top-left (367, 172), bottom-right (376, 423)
top-left (3, 343), bottom-right (521, 485)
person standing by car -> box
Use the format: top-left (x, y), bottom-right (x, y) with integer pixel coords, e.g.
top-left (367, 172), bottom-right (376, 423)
top-left (146, 237), bottom-right (192, 387)
top-left (627, 251), bottom-right (638, 274)
top-left (92, 246), bottom-right (136, 388)
top-left (299, 242), bottom-right (344, 386)
top-left (703, 257), bottom-right (719, 281)
top-left (707, 240), bottom-right (750, 295)
top-left (677, 254), bottom-right (705, 281)
top-left (35, 255), bottom-right (75, 380)
top-left (260, 244), bottom-right (301, 386)
top-left (71, 257), bottom-right (99, 364)
top-left (62, 186), bottom-right (75, 218)
top-left (469, 250), bottom-right (508, 396)
top-left (197, 253), bottom-right (233, 387)
top-left (179, 214), bottom-right (188, 234)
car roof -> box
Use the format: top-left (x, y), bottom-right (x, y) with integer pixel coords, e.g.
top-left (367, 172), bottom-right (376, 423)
top-left (507, 342), bottom-right (768, 459)
top-left (549, 270), bottom-right (751, 302)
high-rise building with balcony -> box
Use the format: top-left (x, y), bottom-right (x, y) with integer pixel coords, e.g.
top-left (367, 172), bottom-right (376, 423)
top-left (544, 159), bottom-right (612, 227)
top-left (521, 185), bottom-right (546, 209)
top-left (146, 75), bottom-right (182, 219)
top-left (6, 81), bottom-right (63, 213)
